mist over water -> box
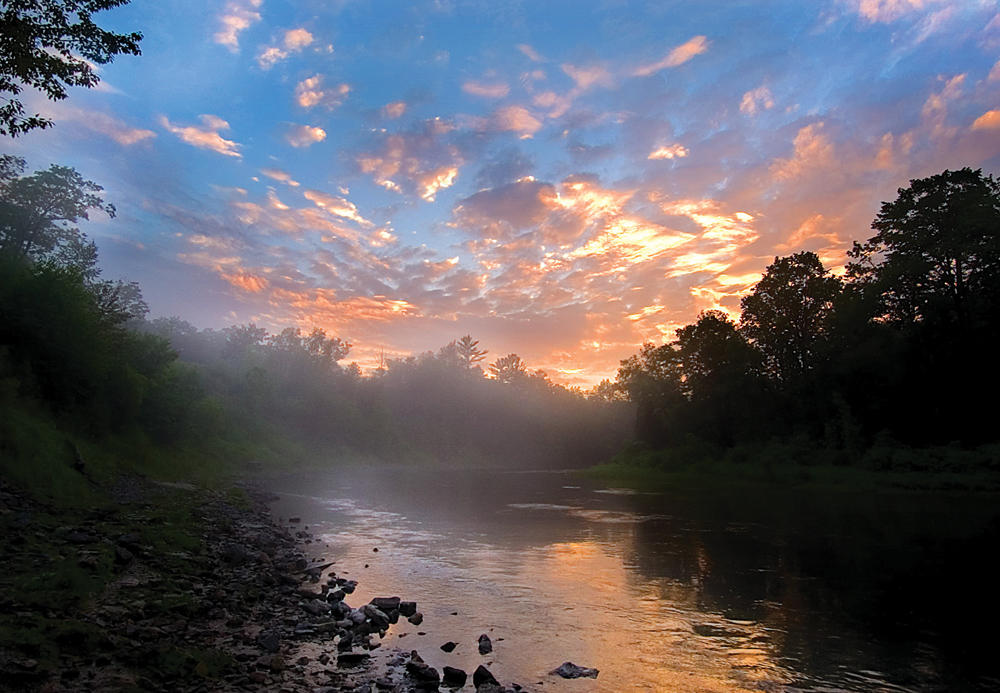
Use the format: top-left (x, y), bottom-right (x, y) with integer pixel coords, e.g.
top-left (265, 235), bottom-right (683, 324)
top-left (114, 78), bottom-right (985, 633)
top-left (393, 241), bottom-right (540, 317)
top-left (268, 468), bottom-right (1000, 693)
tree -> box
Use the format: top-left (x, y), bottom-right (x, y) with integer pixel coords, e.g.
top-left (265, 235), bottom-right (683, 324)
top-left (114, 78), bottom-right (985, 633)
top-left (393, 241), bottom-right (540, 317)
top-left (456, 335), bottom-right (488, 369)
top-left (0, 0), bottom-right (142, 136)
top-left (489, 353), bottom-right (527, 385)
top-left (846, 168), bottom-right (1000, 330)
top-left (740, 251), bottom-right (842, 381)
top-left (0, 156), bottom-right (112, 275)
top-left (674, 310), bottom-right (759, 398)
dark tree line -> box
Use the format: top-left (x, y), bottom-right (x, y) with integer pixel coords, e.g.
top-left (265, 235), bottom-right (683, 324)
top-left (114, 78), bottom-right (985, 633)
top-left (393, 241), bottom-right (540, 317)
top-left (615, 168), bottom-right (1000, 469)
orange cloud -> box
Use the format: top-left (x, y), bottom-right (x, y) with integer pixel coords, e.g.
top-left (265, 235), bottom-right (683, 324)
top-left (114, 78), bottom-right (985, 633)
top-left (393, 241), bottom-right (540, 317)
top-left (257, 27), bottom-right (315, 69)
top-left (648, 144), bottom-right (688, 160)
top-left (740, 86), bottom-right (775, 115)
top-left (261, 168), bottom-right (300, 186)
top-left (517, 44), bottom-right (546, 62)
top-left (354, 118), bottom-right (464, 198)
top-left (382, 101), bottom-right (407, 119)
top-left (633, 35), bottom-right (708, 76)
top-left (770, 122), bottom-right (834, 181)
top-left (295, 75), bottom-right (351, 110)
top-left (222, 270), bottom-right (269, 292)
top-left (303, 189), bottom-right (372, 225)
top-left (284, 123), bottom-right (327, 148)
top-left (160, 114), bottom-right (242, 157)
top-left (214, 0), bottom-right (261, 52)
top-left (971, 109), bottom-right (1000, 130)
top-left (463, 80), bottom-right (511, 98)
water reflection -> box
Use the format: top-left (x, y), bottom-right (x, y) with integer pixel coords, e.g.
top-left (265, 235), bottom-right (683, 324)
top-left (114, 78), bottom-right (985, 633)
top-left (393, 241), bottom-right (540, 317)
top-left (267, 468), bottom-right (999, 692)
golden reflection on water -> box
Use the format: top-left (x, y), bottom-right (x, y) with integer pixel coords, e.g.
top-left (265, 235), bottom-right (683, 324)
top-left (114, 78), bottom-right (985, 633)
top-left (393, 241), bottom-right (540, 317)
top-left (305, 511), bottom-right (797, 693)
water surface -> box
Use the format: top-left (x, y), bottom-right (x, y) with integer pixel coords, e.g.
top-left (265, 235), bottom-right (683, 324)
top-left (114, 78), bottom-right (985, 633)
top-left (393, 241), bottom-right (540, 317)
top-left (266, 467), bottom-right (999, 692)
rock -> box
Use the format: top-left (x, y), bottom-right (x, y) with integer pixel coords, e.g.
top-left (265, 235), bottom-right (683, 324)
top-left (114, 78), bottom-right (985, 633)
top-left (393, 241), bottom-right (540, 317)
top-left (407, 612), bottom-right (423, 626)
top-left (66, 531), bottom-right (94, 544)
top-left (406, 659), bottom-right (440, 688)
top-left (341, 580), bottom-right (358, 594)
top-left (221, 543), bottom-right (250, 565)
top-left (303, 599), bottom-right (332, 616)
top-left (442, 666), bottom-right (467, 687)
top-left (375, 677), bottom-right (394, 689)
top-left (398, 601), bottom-right (417, 617)
top-left (478, 633), bottom-right (492, 655)
top-left (327, 589), bottom-right (346, 603)
top-left (370, 596), bottom-right (400, 612)
top-left (114, 546), bottom-right (134, 564)
top-left (440, 642), bottom-right (457, 653)
top-left (289, 517), bottom-right (301, 524)
top-left (258, 631), bottom-right (280, 653)
top-left (338, 652), bottom-right (371, 666)
top-left (361, 604), bottom-right (390, 630)
top-left (550, 662), bottom-right (599, 679)
top-left (473, 665), bottom-right (499, 689)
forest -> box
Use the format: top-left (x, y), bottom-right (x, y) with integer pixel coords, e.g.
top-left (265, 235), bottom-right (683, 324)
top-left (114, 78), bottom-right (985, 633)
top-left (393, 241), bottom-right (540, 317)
top-left (2, 152), bottom-right (999, 488)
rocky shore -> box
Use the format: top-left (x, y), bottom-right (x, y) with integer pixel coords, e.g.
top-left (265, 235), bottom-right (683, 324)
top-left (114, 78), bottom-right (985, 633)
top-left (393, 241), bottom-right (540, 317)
top-left (0, 476), bottom-right (594, 693)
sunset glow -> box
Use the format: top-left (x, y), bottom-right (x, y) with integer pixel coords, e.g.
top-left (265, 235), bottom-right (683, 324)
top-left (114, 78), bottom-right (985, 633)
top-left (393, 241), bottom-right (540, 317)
top-left (10, 0), bottom-right (1000, 385)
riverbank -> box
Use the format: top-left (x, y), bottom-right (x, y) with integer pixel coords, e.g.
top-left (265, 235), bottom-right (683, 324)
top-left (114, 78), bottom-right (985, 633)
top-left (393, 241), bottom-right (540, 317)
top-left (583, 441), bottom-right (1000, 493)
top-left (0, 473), bottom-right (514, 693)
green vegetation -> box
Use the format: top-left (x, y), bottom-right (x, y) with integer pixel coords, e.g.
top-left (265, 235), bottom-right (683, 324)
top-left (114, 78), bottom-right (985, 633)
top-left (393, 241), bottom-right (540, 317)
top-left (605, 168), bottom-right (1000, 489)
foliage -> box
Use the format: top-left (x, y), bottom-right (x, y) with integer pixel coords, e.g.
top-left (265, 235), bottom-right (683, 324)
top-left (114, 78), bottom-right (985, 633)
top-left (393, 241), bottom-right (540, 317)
top-left (739, 251), bottom-right (842, 381)
top-left (0, 156), bottom-right (113, 278)
top-left (614, 169), bottom-right (1000, 471)
top-left (0, 0), bottom-right (142, 136)
top-left (847, 168), bottom-right (1000, 330)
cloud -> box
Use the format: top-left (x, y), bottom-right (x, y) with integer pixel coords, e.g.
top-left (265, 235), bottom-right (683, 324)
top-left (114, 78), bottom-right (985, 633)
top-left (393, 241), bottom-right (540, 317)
top-left (972, 109), bottom-right (1000, 130)
top-left (562, 63), bottom-right (614, 91)
top-left (161, 114), bottom-right (242, 157)
top-left (257, 27), bottom-right (315, 69)
top-left (261, 168), bottom-right (300, 186)
top-left (633, 35), bottom-right (708, 76)
top-left (843, 0), bottom-right (947, 23)
top-left (295, 75), bottom-right (351, 109)
top-left (648, 143), bottom-right (688, 160)
top-left (284, 123), bottom-right (327, 148)
top-left (740, 86), bottom-right (775, 115)
top-left (284, 28), bottom-right (314, 50)
top-left (215, 0), bottom-right (262, 52)
top-left (354, 118), bottom-right (465, 199)
top-left (303, 189), bottom-right (373, 226)
top-left (55, 106), bottom-right (155, 145)
top-left (486, 105), bottom-right (543, 137)
top-left (517, 44), bottom-right (546, 62)
top-left (770, 122), bottom-right (834, 181)
top-left (463, 80), bottom-right (511, 98)
top-left (382, 101), bottom-right (407, 119)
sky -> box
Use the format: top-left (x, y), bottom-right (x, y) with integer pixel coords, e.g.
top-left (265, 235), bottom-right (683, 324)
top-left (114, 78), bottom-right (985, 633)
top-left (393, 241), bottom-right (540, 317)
top-left (7, 0), bottom-right (1000, 385)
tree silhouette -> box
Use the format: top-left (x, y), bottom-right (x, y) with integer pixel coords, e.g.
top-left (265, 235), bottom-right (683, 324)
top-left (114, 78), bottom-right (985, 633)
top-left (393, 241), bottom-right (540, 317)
top-left (0, 0), bottom-right (142, 135)
top-left (740, 251), bottom-right (842, 381)
top-left (489, 353), bottom-right (527, 384)
top-left (847, 168), bottom-right (1000, 331)
top-left (0, 156), bottom-right (113, 274)
top-left (457, 335), bottom-right (488, 369)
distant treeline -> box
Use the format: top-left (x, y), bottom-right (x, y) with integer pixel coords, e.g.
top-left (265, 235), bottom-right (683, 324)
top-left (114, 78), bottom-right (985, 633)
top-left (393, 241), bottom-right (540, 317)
top-left (3, 155), bottom-right (999, 480)
top-left (0, 154), bottom-right (630, 472)
top-left (138, 319), bottom-right (632, 468)
top-left (609, 168), bottom-right (1000, 474)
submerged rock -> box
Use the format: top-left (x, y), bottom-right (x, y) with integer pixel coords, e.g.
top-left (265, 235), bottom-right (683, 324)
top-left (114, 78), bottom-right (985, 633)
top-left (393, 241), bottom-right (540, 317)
top-left (550, 662), bottom-right (599, 679)
top-left (478, 633), bottom-right (492, 655)
top-left (442, 666), bottom-right (467, 687)
top-left (473, 664), bottom-right (499, 689)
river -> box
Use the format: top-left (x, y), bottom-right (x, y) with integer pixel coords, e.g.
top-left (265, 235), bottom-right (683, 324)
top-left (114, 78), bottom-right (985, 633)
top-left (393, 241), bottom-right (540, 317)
top-left (265, 467), bottom-right (999, 692)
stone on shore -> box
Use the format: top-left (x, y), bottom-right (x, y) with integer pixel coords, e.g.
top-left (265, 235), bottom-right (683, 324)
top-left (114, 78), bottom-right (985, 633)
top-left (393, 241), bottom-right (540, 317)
top-left (478, 633), bottom-right (493, 654)
top-left (550, 662), bottom-right (599, 679)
